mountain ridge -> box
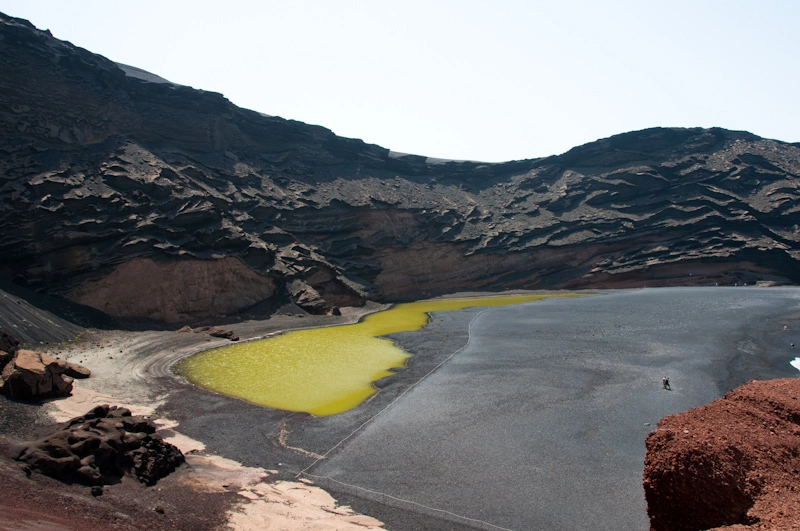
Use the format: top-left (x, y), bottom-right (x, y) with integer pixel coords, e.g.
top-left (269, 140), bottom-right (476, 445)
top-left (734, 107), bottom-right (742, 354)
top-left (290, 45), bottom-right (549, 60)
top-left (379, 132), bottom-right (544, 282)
top-left (1, 12), bottom-right (798, 322)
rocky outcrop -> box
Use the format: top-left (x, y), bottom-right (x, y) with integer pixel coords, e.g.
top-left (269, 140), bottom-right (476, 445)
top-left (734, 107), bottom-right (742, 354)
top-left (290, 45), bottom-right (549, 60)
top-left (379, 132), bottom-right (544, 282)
top-left (643, 378), bottom-right (800, 531)
top-left (15, 404), bottom-right (184, 486)
top-left (0, 349), bottom-right (90, 399)
top-left (286, 279), bottom-right (328, 314)
top-left (206, 327), bottom-right (239, 341)
top-left (0, 330), bottom-right (90, 399)
top-left (176, 325), bottom-right (239, 341)
top-left (0, 329), bottom-right (20, 368)
top-left (1, 13), bottom-right (798, 321)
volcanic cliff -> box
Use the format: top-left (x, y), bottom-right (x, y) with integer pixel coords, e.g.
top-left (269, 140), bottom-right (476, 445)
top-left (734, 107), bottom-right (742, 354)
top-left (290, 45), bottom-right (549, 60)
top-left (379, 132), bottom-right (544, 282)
top-left (1, 13), bottom-right (799, 322)
top-left (644, 378), bottom-right (800, 531)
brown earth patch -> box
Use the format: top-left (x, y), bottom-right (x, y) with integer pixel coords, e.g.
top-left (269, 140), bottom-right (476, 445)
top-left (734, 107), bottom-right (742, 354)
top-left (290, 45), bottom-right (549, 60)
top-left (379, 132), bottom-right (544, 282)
top-left (644, 378), bottom-right (800, 531)
top-left (68, 257), bottom-right (276, 322)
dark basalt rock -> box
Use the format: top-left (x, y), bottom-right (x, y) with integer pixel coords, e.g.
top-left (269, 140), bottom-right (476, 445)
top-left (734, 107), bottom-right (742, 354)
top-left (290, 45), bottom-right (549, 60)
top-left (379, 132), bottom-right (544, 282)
top-left (206, 327), bottom-right (239, 342)
top-left (0, 12), bottom-right (798, 322)
top-left (15, 404), bottom-right (184, 486)
top-left (0, 329), bottom-right (20, 369)
top-left (286, 279), bottom-right (328, 314)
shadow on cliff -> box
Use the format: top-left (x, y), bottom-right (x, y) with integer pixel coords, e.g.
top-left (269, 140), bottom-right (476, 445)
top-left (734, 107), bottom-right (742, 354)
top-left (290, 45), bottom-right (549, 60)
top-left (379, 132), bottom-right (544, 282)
top-left (0, 278), bottom-right (311, 345)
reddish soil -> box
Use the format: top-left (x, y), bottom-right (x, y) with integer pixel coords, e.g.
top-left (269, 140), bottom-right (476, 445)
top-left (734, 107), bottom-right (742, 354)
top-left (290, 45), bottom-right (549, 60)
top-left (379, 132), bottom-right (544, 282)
top-left (644, 378), bottom-right (800, 531)
top-left (0, 437), bottom-right (236, 531)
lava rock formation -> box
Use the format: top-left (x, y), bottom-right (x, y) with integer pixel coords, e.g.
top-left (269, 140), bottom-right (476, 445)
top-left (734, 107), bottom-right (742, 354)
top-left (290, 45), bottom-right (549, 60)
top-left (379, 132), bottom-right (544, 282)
top-left (1, 12), bottom-right (798, 322)
top-left (15, 404), bottom-right (184, 486)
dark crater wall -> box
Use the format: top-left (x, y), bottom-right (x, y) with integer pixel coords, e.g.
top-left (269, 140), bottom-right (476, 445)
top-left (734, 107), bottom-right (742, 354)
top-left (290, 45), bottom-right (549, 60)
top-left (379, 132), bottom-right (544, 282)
top-left (1, 13), bottom-right (799, 321)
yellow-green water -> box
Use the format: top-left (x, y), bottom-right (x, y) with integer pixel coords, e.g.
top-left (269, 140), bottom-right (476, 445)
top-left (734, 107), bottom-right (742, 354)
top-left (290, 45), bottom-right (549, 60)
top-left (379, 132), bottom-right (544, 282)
top-left (174, 294), bottom-right (582, 416)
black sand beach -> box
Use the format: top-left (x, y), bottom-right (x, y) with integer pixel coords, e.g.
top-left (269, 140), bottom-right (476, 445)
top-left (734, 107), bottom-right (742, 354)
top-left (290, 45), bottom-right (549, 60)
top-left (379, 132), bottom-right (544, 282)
top-left (5, 287), bottom-right (799, 530)
top-left (299, 287), bottom-right (800, 530)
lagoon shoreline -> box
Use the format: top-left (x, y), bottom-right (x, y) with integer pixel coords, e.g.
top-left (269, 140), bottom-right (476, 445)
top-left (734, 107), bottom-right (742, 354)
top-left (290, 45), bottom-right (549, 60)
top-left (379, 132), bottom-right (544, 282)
top-left (310, 287), bottom-right (800, 530)
top-left (0, 289), bottom-right (567, 529)
top-left (2, 287), bottom-right (799, 530)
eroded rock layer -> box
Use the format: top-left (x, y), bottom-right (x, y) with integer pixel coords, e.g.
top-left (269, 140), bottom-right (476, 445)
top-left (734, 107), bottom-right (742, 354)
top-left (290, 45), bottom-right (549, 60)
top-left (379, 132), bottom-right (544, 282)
top-left (644, 378), bottom-right (800, 531)
top-left (1, 13), bottom-right (799, 320)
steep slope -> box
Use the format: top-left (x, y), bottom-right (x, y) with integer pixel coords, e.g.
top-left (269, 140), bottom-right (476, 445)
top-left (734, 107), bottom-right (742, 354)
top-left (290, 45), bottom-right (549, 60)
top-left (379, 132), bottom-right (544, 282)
top-left (1, 13), bottom-right (798, 321)
top-left (644, 378), bottom-right (800, 531)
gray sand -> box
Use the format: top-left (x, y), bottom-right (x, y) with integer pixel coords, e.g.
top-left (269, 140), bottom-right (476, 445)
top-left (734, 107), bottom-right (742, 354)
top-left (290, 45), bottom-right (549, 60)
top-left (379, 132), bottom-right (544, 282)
top-left (304, 287), bottom-right (800, 531)
top-left (30, 287), bottom-right (797, 530)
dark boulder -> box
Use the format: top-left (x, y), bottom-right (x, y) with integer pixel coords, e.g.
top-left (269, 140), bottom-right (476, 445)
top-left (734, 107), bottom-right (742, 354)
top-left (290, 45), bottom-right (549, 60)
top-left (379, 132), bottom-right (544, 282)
top-left (61, 360), bottom-right (91, 379)
top-left (0, 329), bottom-right (20, 369)
top-left (287, 280), bottom-right (328, 314)
top-left (193, 326), bottom-right (239, 341)
top-left (15, 404), bottom-right (184, 486)
top-left (0, 350), bottom-right (74, 399)
top-left (207, 327), bottom-right (239, 341)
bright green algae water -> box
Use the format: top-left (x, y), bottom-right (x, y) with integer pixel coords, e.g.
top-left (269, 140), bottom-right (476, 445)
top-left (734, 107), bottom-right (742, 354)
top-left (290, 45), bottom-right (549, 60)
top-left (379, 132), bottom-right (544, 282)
top-left (174, 294), bottom-right (582, 416)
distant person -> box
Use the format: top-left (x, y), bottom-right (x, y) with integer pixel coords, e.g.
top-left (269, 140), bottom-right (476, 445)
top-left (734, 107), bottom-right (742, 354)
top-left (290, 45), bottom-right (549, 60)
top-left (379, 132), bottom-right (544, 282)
top-left (662, 377), bottom-right (671, 390)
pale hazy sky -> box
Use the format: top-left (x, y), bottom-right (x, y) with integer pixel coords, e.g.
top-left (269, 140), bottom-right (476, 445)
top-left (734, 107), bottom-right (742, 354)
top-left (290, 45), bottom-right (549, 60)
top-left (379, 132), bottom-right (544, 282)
top-left (2, 1), bottom-right (798, 162)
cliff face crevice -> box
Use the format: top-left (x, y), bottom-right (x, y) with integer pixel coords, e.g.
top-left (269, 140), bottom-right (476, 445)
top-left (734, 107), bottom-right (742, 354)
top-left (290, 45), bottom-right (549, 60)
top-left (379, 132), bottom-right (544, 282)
top-left (1, 13), bottom-right (799, 320)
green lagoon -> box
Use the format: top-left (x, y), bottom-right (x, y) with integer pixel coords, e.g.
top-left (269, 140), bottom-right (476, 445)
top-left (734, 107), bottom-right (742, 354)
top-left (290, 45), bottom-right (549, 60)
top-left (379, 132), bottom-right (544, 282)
top-left (175, 294), bottom-right (582, 416)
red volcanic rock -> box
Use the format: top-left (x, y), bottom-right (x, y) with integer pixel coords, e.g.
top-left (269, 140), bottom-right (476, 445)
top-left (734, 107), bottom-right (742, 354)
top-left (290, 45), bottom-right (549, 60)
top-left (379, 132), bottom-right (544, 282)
top-left (0, 349), bottom-right (74, 399)
top-left (0, 345), bottom-right (90, 399)
top-left (62, 359), bottom-right (92, 379)
top-left (643, 378), bottom-right (800, 531)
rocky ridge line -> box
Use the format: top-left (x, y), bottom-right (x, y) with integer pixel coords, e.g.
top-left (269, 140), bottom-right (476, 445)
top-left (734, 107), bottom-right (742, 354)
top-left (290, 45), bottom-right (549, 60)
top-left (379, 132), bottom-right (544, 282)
top-left (1, 12), bottom-right (798, 322)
